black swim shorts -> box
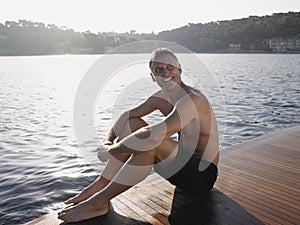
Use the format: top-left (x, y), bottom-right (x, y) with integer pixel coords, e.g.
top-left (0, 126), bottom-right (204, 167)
top-left (154, 144), bottom-right (218, 195)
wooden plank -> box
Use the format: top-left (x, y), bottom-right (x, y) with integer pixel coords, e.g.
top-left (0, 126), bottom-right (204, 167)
top-left (221, 156), bottom-right (300, 187)
top-left (219, 164), bottom-right (300, 204)
top-left (24, 125), bottom-right (300, 225)
top-left (216, 178), bottom-right (300, 224)
top-left (24, 213), bottom-right (61, 225)
top-left (219, 169), bottom-right (300, 209)
top-left (169, 187), bottom-right (263, 225)
top-left (215, 126), bottom-right (300, 225)
top-left (110, 199), bottom-right (146, 225)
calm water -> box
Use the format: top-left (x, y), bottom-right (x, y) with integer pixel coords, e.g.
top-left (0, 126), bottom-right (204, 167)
top-left (0, 54), bottom-right (299, 224)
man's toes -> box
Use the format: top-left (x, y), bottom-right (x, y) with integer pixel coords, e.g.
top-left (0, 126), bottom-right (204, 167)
top-left (64, 204), bottom-right (74, 210)
top-left (64, 200), bottom-right (71, 204)
top-left (57, 210), bottom-right (65, 217)
top-left (58, 212), bottom-right (71, 222)
top-left (65, 197), bottom-right (76, 204)
top-left (57, 212), bottom-right (65, 220)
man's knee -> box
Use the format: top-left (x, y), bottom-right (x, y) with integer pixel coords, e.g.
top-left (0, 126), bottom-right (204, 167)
top-left (128, 117), bottom-right (148, 132)
top-left (119, 117), bottom-right (148, 140)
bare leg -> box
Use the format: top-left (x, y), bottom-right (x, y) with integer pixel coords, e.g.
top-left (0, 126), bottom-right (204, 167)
top-left (64, 175), bottom-right (110, 205)
top-left (58, 150), bottom-right (156, 222)
top-left (64, 118), bottom-right (148, 205)
top-left (58, 116), bottom-right (178, 222)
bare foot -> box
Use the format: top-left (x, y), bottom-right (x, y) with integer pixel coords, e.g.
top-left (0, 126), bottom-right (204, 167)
top-left (65, 177), bottom-right (109, 204)
top-left (58, 199), bottom-right (109, 222)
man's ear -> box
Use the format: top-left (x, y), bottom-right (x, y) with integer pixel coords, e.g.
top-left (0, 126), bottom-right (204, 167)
top-left (150, 73), bottom-right (156, 82)
top-left (178, 64), bottom-right (182, 74)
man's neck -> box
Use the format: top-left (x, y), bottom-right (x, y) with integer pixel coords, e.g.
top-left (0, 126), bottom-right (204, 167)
top-left (164, 82), bottom-right (188, 104)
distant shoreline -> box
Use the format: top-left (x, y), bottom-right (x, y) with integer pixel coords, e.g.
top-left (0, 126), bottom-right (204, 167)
top-left (1, 12), bottom-right (300, 56)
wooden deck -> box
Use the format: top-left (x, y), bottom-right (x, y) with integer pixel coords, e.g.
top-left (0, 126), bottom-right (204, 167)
top-left (24, 125), bottom-right (300, 225)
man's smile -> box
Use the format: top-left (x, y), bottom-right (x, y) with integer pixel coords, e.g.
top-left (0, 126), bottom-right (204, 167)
top-left (162, 76), bottom-right (174, 82)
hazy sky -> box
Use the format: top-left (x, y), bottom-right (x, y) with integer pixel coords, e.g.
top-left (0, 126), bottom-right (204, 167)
top-left (1, 0), bottom-right (299, 33)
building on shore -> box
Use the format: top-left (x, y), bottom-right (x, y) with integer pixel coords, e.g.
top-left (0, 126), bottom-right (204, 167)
top-left (269, 38), bottom-right (300, 52)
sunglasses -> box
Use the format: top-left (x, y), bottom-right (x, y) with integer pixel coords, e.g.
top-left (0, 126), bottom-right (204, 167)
top-left (153, 64), bottom-right (177, 76)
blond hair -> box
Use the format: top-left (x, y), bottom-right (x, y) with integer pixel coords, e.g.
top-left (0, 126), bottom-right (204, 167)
top-left (149, 48), bottom-right (179, 71)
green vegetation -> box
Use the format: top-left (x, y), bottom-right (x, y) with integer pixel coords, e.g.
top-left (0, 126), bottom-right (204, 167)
top-left (158, 11), bottom-right (300, 52)
top-left (0, 12), bottom-right (299, 55)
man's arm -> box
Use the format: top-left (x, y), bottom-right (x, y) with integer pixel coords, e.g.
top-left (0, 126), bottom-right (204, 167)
top-left (102, 95), bottom-right (158, 144)
top-left (107, 94), bottom-right (200, 155)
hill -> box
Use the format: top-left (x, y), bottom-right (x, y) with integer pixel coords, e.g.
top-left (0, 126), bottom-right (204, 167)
top-left (0, 12), bottom-right (299, 55)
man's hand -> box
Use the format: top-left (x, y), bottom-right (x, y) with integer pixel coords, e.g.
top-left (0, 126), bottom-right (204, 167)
top-left (97, 144), bottom-right (112, 162)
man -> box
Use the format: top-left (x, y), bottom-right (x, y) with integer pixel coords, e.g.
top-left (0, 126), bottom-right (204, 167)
top-left (58, 48), bottom-right (219, 222)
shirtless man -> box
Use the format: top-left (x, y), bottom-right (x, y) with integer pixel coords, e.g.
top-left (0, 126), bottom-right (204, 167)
top-left (58, 48), bottom-right (219, 222)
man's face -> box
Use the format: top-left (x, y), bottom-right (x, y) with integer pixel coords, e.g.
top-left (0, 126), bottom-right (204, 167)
top-left (151, 54), bottom-right (181, 91)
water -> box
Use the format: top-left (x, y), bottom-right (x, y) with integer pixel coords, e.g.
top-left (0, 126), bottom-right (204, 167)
top-left (0, 54), bottom-right (299, 224)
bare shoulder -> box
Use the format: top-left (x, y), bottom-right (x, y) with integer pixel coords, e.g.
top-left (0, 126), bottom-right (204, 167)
top-left (185, 86), bottom-right (218, 136)
top-left (185, 86), bottom-right (211, 111)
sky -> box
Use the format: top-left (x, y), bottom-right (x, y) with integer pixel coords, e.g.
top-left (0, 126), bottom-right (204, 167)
top-left (1, 0), bottom-right (299, 34)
